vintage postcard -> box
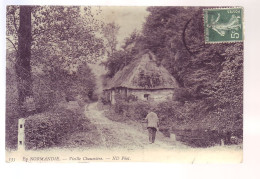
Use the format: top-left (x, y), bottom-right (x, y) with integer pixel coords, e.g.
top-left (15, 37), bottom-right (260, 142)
top-left (6, 6), bottom-right (243, 163)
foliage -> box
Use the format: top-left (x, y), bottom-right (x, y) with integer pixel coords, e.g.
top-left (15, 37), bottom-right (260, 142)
top-left (103, 6), bottom-right (243, 141)
top-left (6, 51), bottom-right (20, 118)
top-left (24, 107), bottom-right (92, 149)
top-left (106, 97), bottom-right (241, 146)
top-left (6, 6), bottom-right (103, 113)
top-left (28, 6), bottom-right (103, 102)
top-left (102, 6), bottom-right (243, 145)
top-left (102, 22), bottom-right (120, 56)
top-left (6, 6), bottom-right (244, 148)
top-left (49, 64), bottom-right (97, 101)
top-left (30, 6), bottom-right (104, 69)
top-left (102, 50), bottom-right (134, 78)
top-left (6, 6), bottom-right (103, 149)
top-left (6, 52), bottom-right (97, 150)
top-left (101, 31), bottom-right (144, 78)
top-left (5, 117), bottom-right (18, 150)
top-left (6, 6), bottom-right (104, 84)
top-left (201, 43), bottom-right (243, 134)
top-left (6, 51), bottom-right (20, 150)
top-left (6, 6), bottom-right (19, 50)
top-left (139, 6), bottom-right (243, 137)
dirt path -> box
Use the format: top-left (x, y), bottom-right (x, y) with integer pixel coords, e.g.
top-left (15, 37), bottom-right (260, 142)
top-left (5, 102), bottom-right (242, 163)
top-left (83, 103), bottom-right (242, 163)
top-left (84, 102), bottom-right (182, 151)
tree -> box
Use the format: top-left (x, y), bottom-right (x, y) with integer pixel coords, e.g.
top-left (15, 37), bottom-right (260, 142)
top-left (15, 6), bottom-right (33, 113)
top-left (201, 43), bottom-right (243, 133)
top-left (6, 6), bottom-right (105, 112)
top-left (102, 50), bottom-right (133, 78)
top-left (101, 30), bottom-right (145, 79)
top-left (31, 6), bottom-right (104, 65)
top-left (102, 22), bottom-right (120, 56)
top-left (30, 6), bottom-right (104, 102)
top-left (140, 6), bottom-right (243, 134)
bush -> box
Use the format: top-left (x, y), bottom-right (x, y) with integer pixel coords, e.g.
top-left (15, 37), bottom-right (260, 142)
top-left (113, 99), bottom-right (150, 121)
top-left (5, 117), bottom-right (18, 150)
top-left (100, 97), bottom-right (109, 105)
top-left (89, 93), bottom-right (99, 102)
top-left (24, 107), bottom-right (91, 150)
top-left (106, 98), bottom-right (242, 147)
top-left (112, 99), bottom-right (189, 127)
top-left (6, 67), bottom-right (20, 150)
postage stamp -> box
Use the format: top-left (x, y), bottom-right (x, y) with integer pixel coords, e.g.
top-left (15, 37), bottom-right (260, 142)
top-left (203, 7), bottom-right (243, 43)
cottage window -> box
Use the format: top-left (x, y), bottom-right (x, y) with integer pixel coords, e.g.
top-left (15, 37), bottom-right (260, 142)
top-left (20, 124), bottom-right (23, 128)
top-left (144, 94), bottom-right (150, 100)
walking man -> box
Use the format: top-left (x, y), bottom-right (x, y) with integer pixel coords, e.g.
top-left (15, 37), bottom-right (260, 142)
top-left (145, 110), bottom-right (159, 144)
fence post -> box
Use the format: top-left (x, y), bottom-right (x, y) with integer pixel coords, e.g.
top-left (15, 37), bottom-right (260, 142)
top-left (18, 118), bottom-right (26, 151)
top-left (170, 133), bottom-right (176, 142)
top-left (221, 139), bottom-right (225, 146)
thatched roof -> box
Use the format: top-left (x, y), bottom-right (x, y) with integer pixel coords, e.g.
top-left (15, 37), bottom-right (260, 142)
top-left (104, 51), bottom-right (179, 90)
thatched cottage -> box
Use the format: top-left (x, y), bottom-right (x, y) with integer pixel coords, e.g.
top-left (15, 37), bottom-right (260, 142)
top-left (103, 51), bottom-right (179, 104)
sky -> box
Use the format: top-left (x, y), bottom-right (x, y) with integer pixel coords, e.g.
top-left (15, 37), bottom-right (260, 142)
top-left (6, 6), bottom-right (150, 93)
top-left (96, 6), bottom-right (149, 47)
top-left (88, 6), bottom-right (150, 92)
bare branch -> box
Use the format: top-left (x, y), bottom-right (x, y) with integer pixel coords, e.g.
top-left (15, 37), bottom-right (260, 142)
top-left (6, 37), bottom-right (18, 53)
top-left (12, 12), bottom-right (18, 33)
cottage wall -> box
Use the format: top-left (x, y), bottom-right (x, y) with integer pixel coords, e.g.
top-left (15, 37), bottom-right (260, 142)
top-left (128, 89), bottom-right (174, 102)
top-left (115, 87), bottom-right (127, 98)
top-left (104, 88), bottom-right (175, 104)
top-left (104, 90), bottom-right (110, 102)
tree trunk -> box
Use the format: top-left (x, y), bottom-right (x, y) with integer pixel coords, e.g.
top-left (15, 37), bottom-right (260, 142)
top-left (15, 6), bottom-right (34, 114)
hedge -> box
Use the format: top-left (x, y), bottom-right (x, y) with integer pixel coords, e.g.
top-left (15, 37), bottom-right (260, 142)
top-left (24, 107), bottom-right (91, 150)
top-left (105, 99), bottom-right (243, 147)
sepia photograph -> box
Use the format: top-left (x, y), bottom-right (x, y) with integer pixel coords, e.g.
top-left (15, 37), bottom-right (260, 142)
top-left (5, 5), bottom-right (243, 163)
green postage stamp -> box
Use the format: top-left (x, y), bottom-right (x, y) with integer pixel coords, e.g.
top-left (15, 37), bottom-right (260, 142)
top-left (204, 7), bottom-right (243, 43)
